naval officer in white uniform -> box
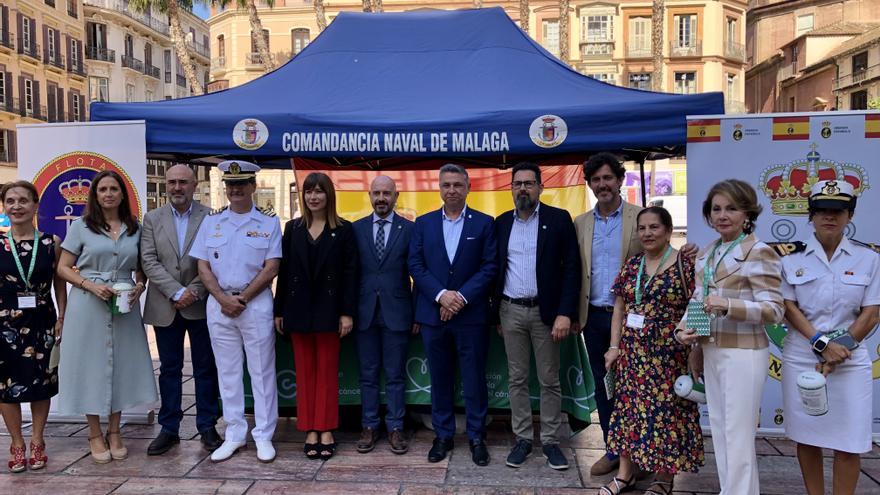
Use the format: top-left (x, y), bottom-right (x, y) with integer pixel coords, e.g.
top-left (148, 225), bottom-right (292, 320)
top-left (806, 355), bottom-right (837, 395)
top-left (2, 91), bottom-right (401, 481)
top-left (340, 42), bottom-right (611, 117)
top-left (190, 160), bottom-right (282, 463)
top-left (780, 179), bottom-right (880, 495)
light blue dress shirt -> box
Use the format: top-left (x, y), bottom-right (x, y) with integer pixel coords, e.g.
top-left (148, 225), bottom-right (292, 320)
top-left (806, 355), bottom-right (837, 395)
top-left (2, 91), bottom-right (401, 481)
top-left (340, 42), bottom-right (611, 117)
top-left (372, 211), bottom-right (395, 248)
top-left (503, 204), bottom-right (539, 299)
top-left (589, 202), bottom-right (623, 307)
top-left (436, 205), bottom-right (468, 303)
top-left (171, 203), bottom-right (193, 302)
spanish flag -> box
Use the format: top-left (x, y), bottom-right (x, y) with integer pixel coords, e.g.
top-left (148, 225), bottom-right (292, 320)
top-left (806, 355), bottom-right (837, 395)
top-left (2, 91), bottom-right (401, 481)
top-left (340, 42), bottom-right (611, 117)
top-left (687, 119), bottom-right (721, 143)
top-left (772, 116), bottom-right (810, 140)
top-left (866, 114), bottom-right (880, 138)
top-left (293, 166), bottom-right (587, 221)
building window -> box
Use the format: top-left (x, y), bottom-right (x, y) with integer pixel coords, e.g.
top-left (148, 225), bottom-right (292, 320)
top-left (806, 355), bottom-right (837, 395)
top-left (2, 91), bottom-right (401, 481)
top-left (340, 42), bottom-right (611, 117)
top-left (72, 94), bottom-right (81, 120)
top-left (726, 17), bottom-right (736, 43)
top-left (542, 20), bottom-right (560, 56)
top-left (145, 90), bottom-right (153, 102)
top-left (583, 15), bottom-right (613, 42)
top-left (22, 17), bottom-right (32, 52)
top-left (727, 73), bottom-right (736, 97)
top-left (70, 39), bottom-right (79, 68)
top-left (674, 15), bottom-right (697, 47)
top-left (673, 72), bottom-right (696, 94)
top-left (124, 34), bottom-right (133, 58)
top-left (851, 90), bottom-right (868, 110)
top-left (126, 83), bottom-right (135, 102)
top-left (89, 76), bottom-right (109, 102)
top-left (0, 75), bottom-right (5, 103)
top-left (164, 50), bottom-right (172, 83)
top-left (629, 73), bottom-right (651, 90)
top-left (87, 22), bottom-right (106, 49)
top-left (24, 79), bottom-right (34, 115)
top-left (796, 14), bottom-right (814, 37)
top-left (628, 17), bottom-right (650, 56)
top-left (250, 29), bottom-right (270, 53)
top-left (48, 27), bottom-right (57, 63)
top-left (217, 34), bottom-right (225, 58)
top-left (68, 0), bottom-right (77, 18)
top-left (291, 29), bottom-right (310, 55)
top-left (853, 51), bottom-right (868, 75)
top-left (587, 73), bottom-right (616, 85)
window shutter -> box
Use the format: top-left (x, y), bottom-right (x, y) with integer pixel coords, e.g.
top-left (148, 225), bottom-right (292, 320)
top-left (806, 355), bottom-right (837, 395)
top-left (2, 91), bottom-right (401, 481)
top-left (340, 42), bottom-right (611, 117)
top-left (33, 80), bottom-right (40, 119)
top-left (43, 26), bottom-right (50, 62)
top-left (67, 89), bottom-right (74, 120)
top-left (47, 84), bottom-right (56, 122)
top-left (77, 40), bottom-right (83, 70)
top-left (55, 29), bottom-right (61, 62)
top-left (57, 89), bottom-right (64, 122)
top-left (4, 72), bottom-right (11, 111)
top-left (16, 14), bottom-right (23, 48)
top-left (1, 7), bottom-right (8, 44)
top-left (17, 75), bottom-right (24, 117)
top-left (30, 18), bottom-right (36, 51)
top-left (66, 33), bottom-right (71, 69)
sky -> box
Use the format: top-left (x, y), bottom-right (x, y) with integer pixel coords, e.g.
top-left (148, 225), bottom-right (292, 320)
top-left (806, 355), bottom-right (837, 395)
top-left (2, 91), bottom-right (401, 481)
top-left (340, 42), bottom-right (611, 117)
top-left (193, 4), bottom-right (210, 20)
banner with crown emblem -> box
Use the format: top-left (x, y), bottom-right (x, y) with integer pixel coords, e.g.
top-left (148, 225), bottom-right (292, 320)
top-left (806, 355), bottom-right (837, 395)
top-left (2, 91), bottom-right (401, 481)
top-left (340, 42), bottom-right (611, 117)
top-left (687, 111), bottom-right (880, 437)
top-left (15, 122), bottom-right (147, 241)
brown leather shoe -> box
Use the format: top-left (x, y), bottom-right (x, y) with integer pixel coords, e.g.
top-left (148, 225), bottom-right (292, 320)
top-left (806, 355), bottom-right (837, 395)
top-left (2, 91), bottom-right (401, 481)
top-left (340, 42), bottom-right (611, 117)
top-left (356, 427), bottom-right (380, 453)
top-left (388, 429), bottom-right (408, 455)
top-left (590, 454), bottom-right (620, 476)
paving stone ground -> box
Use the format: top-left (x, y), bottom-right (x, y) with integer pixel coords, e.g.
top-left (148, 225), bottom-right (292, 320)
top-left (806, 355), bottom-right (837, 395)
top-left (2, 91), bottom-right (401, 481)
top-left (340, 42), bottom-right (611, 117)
top-left (1, 334), bottom-right (878, 494)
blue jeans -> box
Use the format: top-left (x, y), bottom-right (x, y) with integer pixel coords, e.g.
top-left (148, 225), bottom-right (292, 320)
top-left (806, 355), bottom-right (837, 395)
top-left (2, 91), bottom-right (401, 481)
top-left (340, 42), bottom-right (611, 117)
top-left (585, 306), bottom-right (613, 449)
top-left (154, 313), bottom-right (220, 435)
top-left (356, 304), bottom-right (410, 431)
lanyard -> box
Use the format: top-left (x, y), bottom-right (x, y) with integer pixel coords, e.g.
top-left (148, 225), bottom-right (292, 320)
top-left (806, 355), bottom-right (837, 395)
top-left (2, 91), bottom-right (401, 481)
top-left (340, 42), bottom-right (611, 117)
top-left (7, 229), bottom-right (39, 290)
top-left (635, 245), bottom-right (673, 305)
top-left (702, 232), bottom-right (746, 297)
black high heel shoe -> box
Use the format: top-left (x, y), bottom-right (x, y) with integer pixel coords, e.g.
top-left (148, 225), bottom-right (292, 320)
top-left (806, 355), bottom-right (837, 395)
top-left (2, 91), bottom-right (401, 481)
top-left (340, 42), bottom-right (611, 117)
top-left (318, 441), bottom-right (337, 461)
top-left (303, 431), bottom-right (320, 460)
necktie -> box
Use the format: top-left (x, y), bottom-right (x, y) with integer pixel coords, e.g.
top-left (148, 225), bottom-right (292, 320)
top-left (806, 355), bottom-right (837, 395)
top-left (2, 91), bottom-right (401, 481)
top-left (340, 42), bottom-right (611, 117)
top-left (375, 219), bottom-right (388, 260)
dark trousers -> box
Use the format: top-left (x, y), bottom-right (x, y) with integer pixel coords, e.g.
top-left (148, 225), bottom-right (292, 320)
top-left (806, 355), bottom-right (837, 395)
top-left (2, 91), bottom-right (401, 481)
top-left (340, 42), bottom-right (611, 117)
top-left (356, 301), bottom-right (410, 431)
top-left (291, 332), bottom-right (341, 431)
top-left (154, 313), bottom-right (220, 435)
top-left (421, 323), bottom-right (489, 442)
top-left (584, 306), bottom-right (613, 448)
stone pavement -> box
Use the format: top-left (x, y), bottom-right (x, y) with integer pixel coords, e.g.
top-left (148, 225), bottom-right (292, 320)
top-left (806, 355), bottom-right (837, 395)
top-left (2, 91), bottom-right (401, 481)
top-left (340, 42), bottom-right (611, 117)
top-left (1, 334), bottom-right (879, 494)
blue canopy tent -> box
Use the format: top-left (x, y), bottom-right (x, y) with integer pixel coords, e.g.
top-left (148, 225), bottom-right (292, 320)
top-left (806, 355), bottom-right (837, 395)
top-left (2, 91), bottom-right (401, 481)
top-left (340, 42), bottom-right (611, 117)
top-left (90, 7), bottom-right (724, 170)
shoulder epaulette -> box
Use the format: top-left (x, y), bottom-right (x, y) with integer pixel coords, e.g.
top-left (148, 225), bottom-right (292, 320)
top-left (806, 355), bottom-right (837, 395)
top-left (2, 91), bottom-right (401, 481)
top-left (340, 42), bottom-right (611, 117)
top-left (210, 206), bottom-right (228, 216)
top-left (256, 205), bottom-right (276, 217)
top-left (767, 241), bottom-right (807, 257)
top-left (851, 239), bottom-right (880, 254)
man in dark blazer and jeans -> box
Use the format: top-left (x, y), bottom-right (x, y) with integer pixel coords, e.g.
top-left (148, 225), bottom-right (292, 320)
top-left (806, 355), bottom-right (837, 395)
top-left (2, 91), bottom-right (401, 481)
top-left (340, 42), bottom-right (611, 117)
top-left (409, 164), bottom-right (497, 466)
top-left (352, 176), bottom-right (415, 455)
top-left (493, 162), bottom-right (581, 471)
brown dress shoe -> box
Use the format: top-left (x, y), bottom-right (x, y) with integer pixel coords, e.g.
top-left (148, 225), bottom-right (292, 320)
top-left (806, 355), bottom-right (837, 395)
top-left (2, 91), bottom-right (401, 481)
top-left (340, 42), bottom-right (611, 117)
top-left (388, 429), bottom-right (408, 455)
top-left (590, 454), bottom-right (620, 476)
top-left (356, 427), bottom-right (380, 453)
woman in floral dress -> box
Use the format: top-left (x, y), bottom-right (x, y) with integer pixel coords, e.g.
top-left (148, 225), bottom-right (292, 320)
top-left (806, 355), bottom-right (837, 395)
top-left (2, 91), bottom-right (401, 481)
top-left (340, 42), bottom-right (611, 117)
top-left (0, 181), bottom-right (66, 473)
top-left (600, 206), bottom-right (703, 495)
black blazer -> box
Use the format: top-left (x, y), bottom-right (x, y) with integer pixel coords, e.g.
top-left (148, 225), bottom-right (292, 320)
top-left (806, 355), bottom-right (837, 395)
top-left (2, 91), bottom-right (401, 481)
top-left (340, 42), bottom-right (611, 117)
top-left (492, 203), bottom-right (581, 326)
top-left (274, 218), bottom-right (359, 334)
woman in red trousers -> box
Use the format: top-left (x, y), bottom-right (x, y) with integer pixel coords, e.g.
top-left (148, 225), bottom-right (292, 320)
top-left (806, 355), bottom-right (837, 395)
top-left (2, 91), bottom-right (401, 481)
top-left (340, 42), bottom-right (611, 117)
top-left (274, 172), bottom-right (358, 460)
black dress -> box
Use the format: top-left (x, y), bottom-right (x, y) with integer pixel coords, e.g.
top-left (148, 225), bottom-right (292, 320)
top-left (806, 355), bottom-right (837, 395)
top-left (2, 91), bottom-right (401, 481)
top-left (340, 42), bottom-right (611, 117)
top-left (0, 232), bottom-right (58, 403)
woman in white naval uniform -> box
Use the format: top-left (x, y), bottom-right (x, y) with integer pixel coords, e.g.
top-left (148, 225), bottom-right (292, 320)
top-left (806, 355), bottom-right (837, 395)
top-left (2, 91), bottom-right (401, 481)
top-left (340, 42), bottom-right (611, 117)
top-left (780, 179), bottom-right (880, 495)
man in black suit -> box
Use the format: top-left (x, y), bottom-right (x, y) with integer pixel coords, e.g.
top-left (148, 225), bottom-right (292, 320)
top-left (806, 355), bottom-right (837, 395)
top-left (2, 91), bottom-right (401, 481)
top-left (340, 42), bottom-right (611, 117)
top-left (493, 162), bottom-right (581, 471)
top-left (352, 176), bottom-right (415, 455)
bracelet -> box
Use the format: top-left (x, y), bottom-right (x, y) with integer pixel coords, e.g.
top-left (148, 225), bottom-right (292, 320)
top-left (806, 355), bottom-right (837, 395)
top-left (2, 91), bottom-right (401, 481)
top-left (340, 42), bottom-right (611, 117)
top-left (608, 346), bottom-right (619, 350)
top-left (79, 279), bottom-right (87, 289)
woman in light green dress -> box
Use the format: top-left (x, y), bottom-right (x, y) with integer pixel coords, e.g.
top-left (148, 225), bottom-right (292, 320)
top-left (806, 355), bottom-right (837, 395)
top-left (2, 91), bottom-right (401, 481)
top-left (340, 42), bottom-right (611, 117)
top-left (56, 171), bottom-right (156, 464)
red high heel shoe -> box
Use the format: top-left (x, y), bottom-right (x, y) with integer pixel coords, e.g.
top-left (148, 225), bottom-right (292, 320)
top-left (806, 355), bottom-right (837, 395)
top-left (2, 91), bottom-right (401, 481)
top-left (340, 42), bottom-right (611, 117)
top-left (29, 441), bottom-right (48, 470)
top-left (8, 444), bottom-right (26, 473)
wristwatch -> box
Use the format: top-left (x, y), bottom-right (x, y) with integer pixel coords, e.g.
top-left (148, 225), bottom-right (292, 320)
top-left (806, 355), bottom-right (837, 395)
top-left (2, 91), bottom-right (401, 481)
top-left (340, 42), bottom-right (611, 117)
top-left (811, 334), bottom-right (830, 354)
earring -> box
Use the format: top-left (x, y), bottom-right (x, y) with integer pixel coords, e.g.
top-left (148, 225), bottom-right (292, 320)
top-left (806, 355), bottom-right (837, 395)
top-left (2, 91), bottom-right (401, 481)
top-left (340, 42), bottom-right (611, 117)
top-left (743, 219), bottom-right (752, 231)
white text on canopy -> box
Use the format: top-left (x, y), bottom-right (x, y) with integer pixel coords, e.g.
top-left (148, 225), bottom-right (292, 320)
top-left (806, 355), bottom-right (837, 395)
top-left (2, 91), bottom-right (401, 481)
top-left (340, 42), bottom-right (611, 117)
top-left (281, 131), bottom-right (510, 153)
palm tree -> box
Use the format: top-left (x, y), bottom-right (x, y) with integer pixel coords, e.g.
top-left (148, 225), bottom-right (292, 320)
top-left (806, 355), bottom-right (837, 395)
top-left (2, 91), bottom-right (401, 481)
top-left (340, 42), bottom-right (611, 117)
top-left (362, 0), bottom-right (372, 12)
top-left (519, 0), bottom-right (529, 33)
top-left (315, 0), bottom-right (328, 32)
top-left (128, 0), bottom-right (204, 95)
top-left (559, 0), bottom-right (569, 62)
top-left (372, 0), bottom-right (384, 12)
top-left (211, 0), bottom-right (275, 72)
top-left (651, 0), bottom-right (664, 91)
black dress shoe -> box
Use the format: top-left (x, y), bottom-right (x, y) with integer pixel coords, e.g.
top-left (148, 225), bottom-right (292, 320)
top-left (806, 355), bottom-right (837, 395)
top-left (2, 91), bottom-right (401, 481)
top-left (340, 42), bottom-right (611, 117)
top-left (199, 427), bottom-right (223, 452)
top-left (427, 437), bottom-right (454, 463)
top-left (469, 439), bottom-right (490, 466)
top-left (147, 431), bottom-right (180, 456)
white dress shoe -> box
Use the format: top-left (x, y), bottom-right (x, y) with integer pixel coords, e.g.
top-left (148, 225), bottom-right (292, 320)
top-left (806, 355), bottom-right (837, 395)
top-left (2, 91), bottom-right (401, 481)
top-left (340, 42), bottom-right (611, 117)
top-left (256, 440), bottom-right (276, 463)
top-left (210, 440), bottom-right (246, 463)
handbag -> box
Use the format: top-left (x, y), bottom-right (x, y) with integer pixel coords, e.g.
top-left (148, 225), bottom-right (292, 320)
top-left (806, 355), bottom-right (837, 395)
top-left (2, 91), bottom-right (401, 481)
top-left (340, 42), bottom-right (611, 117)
top-left (686, 300), bottom-right (712, 337)
top-left (603, 366), bottom-right (617, 398)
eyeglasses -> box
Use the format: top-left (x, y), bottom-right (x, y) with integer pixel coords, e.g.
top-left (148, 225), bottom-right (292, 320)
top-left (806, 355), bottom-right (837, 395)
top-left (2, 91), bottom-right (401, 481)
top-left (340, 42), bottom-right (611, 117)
top-left (511, 180), bottom-right (539, 189)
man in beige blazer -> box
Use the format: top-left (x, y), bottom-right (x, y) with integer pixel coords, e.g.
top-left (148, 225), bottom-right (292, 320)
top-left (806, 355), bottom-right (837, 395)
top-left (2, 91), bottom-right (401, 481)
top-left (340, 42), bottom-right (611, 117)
top-left (141, 165), bottom-right (221, 455)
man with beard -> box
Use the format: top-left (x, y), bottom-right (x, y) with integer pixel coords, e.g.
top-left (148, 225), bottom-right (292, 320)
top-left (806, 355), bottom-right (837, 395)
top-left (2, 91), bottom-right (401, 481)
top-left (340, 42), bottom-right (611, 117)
top-left (352, 175), bottom-right (415, 455)
top-left (190, 160), bottom-right (282, 463)
top-left (141, 164), bottom-right (221, 455)
top-left (492, 162), bottom-right (580, 470)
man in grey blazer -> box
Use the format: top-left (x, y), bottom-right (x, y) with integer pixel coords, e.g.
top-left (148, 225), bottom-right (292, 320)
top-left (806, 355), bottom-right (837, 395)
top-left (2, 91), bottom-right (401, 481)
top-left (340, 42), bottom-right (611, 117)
top-left (352, 175), bottom-right (415, 455)
top-left (141, 164), bottom-right (221, 455)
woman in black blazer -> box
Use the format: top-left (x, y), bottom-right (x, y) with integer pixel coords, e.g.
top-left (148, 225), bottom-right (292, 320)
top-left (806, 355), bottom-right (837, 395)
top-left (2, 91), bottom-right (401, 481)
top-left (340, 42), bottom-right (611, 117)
top-left (273, 172), bottom-right (358, 460)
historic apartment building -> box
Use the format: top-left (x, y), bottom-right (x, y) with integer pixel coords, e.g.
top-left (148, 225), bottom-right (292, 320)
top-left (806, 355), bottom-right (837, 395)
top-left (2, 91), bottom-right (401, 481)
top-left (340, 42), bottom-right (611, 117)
top-left (0, 0), bottom-right (88, 182)
top-left (745, 0), bottom-right (880, 112)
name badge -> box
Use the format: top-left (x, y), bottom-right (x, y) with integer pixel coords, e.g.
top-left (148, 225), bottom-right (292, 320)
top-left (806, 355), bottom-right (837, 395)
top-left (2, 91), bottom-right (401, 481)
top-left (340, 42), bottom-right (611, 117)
top-left (17, 292), bottom-right (37, 309)
top-left (626, 313), bottom-right (645, 329)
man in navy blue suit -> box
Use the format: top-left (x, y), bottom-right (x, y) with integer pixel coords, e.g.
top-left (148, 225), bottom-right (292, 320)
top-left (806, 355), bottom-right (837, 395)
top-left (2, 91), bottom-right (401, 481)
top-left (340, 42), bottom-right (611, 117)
top-left (352, 176), bottom-right (415, 455)
top-left (408, 164), bottom-right (497, 466)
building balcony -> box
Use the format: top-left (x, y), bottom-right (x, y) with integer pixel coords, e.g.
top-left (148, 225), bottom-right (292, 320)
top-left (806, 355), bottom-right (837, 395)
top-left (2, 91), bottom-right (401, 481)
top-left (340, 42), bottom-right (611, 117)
top-left (68, 59), bottom-right (87, 77)
top-left (625, 43), bottom-right (651, 59)
top-left (724, 41), bottom-right (745, 62)
top-left (0, 147), bottom-right (14, 164)
top-left (0, 29), bottom-right (12, 51)
top-left (176, 74), bottom-right (187, 88)
top-left (1, 97), bottom-right (20, 116)
top-left (17, 41), bottom-right (40, 61)
top-left (246, 52), bottom-right (275, 68)
top-left (670, 40), bottom-right (701, 58)
top-left (211, 56), bottom-right (226, 71)
top-left (834, 63), bottom-right (880, 91)
top-left (726, 100), bottom-right (747, 114)
top-left (186, 39), bottom-right (209, 59)
top-left (84, 0), bottom-right (169, 37)
top-left (47, 54), bottom-right (66, 71)
top-left (86, 46), bottom-right (116, 63)
top-left (122, 55), bottom-right (145, 73)
top-left (580, 41), bottom-right (614, 60)
top-left (144, 63), bottom-right (160, 79)
top-left (21, 104), bottom-right (47, 121)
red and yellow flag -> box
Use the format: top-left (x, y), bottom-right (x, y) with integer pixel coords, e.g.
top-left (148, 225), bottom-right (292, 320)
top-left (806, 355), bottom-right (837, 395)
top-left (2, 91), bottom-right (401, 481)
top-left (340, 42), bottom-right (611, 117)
top-left (293, 166), bottom-right (587, 221)
top-left (772, 116), bottom-right (810, 140)
top-left (866, 114), bottom-right (880, 138)
top-left (687, 119), bottom-right (721, 143)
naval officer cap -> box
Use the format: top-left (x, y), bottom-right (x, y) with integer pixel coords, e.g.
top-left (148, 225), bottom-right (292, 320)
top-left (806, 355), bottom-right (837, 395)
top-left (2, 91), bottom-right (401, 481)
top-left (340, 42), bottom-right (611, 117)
top-left (808, 179), bottom-right (856, 211)
top-left (218, 160), bottom-right (260, 183)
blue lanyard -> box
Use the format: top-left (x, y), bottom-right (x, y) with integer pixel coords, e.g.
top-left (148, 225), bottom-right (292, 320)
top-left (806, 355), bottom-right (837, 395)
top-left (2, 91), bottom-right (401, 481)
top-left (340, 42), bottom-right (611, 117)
top-left (7, 229), bottom-right (39, 290)
top-left (702, 233), bottom-right (746, 297)
top-left (635, 245), bottom-right (673, 306)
